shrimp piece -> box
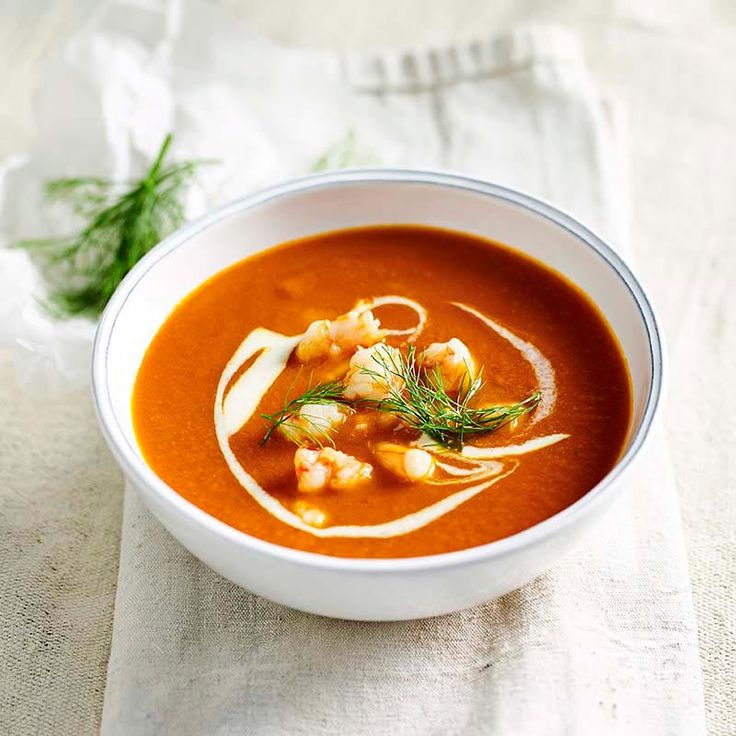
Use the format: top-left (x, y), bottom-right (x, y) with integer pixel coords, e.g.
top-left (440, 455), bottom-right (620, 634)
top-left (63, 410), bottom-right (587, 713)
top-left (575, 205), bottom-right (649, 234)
top-left (294, 447), bottom-right (373, 493)
top-left (331, 307), bottom-right (383, 349)
top-left (279, 402), bottom-right (351, 446)
top-left (347, 410), bottom-right (401, 440)
top-left (296, 320), bottom-right (333, 362)
top-left (293, 500), bottom-right (328, 528)
top-left (343, 344), bottom-right (405, 401)
top-left (296, 305), bottom-right (383, 362)
top-left (373, 442), bottom-right (436, 482)
top-left (420, 338), bottom-right (476, 394)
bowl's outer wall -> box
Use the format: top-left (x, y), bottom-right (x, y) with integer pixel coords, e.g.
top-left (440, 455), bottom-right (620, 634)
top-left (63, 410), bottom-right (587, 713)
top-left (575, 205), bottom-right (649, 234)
top-left (129, 463), bottom-right (636, 620)
top-left (93, 171), bottom-right (662, 620)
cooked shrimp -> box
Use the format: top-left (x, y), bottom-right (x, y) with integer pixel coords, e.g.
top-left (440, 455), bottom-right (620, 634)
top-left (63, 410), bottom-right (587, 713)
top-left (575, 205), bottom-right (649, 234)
top-left (279, 402), bottom-right (351, 446)
top-left (420, 338), bottom-right (476, 394)
top-left (294, 447), bottom-right (373, 492)
top-left (343, 344), bottom-right (405, 401)
top-left (373, 441), bottom-right (436, 482)
top-left (347, 410), bottom-right (401, 440)
top-left (296, 305), bottom-right (384, 362)
top-left (292, 500), bottom-right (328, 527)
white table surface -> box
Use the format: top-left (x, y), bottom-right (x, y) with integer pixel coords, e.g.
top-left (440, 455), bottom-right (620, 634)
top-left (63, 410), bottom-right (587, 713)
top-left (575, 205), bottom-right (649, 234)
top-left (1, 1), bottom-right (734, 733)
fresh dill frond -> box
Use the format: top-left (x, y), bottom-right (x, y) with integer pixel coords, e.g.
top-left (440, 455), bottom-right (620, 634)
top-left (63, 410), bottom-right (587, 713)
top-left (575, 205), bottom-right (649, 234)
top-left (310, 128), bottom-right (379, 172)
top-left (261, 346), bottom-right (541, 450)
top-left (311, 130), bottom-right (358, 172)
top-left (260, 378), bottom-right (349, 447)
top-left (359, 344), bottom-right (541, 450)
top-left (15, 133), bottom-right (213, 318)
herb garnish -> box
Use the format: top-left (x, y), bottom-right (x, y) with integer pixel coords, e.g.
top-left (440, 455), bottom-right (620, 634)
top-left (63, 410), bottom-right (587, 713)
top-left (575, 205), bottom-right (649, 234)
top-left (261, 345), bottom-right (541, 450)
top-left (311, 128), bottom-right (379, 172)
top-left (360, 345), bottom-right (541, 450)
top-left (260, 378), bottom-right (349, 447)
top-left (15, 133), bottom-right (211, 318)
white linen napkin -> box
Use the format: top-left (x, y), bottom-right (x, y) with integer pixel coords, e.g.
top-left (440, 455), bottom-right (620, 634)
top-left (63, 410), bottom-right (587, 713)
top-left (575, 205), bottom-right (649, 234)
top-left (0, 1), bottom-right (705, 734)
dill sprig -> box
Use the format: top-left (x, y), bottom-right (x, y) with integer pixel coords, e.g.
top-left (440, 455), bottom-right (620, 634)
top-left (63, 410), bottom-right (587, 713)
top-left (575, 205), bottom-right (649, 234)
top-left (310, 128), bottom-right (379, 172)
top-left (311, 129), bottom-right (358, 172)
top-left (15, 133), bottom-right (212, 318)
top-left (359, 345), bottom-right (541, 450)
top-left (260, 378), bottom-right (349, 447)
top-left (261, 345), bottom-right (542, 451)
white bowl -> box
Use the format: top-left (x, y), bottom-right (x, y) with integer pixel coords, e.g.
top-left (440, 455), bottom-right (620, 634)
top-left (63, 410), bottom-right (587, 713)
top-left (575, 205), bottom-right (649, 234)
top-left (92, 169), bottom-right (663, 621)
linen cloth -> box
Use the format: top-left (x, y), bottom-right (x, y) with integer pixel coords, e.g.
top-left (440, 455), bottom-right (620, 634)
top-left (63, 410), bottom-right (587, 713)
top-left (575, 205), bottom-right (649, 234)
top-left (0, 1), bottom-right (706, 734)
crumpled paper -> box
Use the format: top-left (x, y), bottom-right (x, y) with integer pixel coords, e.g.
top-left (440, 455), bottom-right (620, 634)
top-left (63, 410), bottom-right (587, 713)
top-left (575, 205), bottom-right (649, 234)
top-left (0, 1), bottom-right (363, 393)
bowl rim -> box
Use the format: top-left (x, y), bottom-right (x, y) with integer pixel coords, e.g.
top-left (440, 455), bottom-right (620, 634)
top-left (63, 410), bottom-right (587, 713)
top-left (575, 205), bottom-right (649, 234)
top-left (92, 167), bottom-right (663, 573)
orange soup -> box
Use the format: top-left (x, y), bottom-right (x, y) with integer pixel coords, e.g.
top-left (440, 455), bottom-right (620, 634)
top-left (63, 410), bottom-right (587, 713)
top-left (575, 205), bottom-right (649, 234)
top-left (132, 225), bottom-right (631, 558)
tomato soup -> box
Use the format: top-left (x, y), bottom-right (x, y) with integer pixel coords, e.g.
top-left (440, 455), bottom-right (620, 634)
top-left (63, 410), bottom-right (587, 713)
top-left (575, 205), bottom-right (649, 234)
top-left (132, 225), bottom-right (631, 558)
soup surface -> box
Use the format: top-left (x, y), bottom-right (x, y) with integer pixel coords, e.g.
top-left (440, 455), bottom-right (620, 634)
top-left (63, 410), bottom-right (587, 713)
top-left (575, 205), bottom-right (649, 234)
top-left (133, 225), bottom-right (631, 558)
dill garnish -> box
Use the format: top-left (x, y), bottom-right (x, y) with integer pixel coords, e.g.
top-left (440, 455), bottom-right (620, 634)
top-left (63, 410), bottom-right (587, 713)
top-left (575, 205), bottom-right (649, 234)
top-left (260, 379), bottom-right (349, 447)
top-left (358, 345), bottom-right (541, 450)
top-left (311, 129), bottom-right (358, 172)
top-left (310, 128), bottom-right (379, 172)
top-left (261, 344), bottom-right (541, 451)
top-left (15, 133), bottom-right (212, 318)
